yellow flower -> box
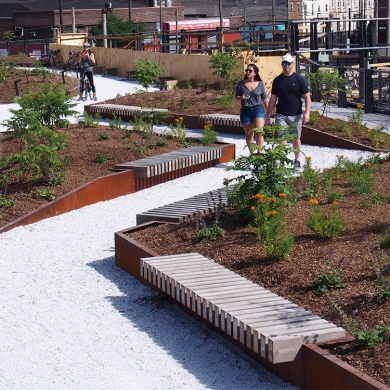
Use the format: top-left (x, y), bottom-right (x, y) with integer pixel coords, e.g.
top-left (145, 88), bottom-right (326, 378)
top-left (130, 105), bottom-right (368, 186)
top-left (250, 206), bottom-right (255, 210)
top-left (367, 129), bottom-right (371, 133)
top-left (316, 110), bottom-right (320, 114)
top-left (278, 193), bottom-right (287, 198)
top-left (309, 198), bottom-right (319, 205)
top-left (332, 201), bottom-right (339, 206)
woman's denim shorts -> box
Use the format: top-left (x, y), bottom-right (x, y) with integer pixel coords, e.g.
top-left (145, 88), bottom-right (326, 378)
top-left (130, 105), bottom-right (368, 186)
top-left (240, 105), bottom-right (265, 125)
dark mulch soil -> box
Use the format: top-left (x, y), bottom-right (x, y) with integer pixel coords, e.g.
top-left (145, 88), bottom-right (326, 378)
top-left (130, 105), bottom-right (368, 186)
top-left (129, 162), bottom-right (390, 387)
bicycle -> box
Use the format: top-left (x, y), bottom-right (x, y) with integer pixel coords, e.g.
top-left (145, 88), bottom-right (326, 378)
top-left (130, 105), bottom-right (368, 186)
top-left (75, 65), bottom-right (93, 101)
top-left (66, 51), bottom-right (80, 69)
top-left (48, 49), bottom-right (63, 69)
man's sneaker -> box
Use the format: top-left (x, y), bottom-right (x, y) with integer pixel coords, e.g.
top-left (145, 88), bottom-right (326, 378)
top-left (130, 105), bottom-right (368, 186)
top-left (294, 160), bottom-right (301, 170)
top-left (93, 96), bottom-right (98, 101)
top-left (77, 97), bottom-right (82, 101)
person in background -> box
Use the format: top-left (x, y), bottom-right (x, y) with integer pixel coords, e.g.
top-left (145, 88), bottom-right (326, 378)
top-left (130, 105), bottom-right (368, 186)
top-left (235, 63), bottom-right (269, 154)
top-left (265, 53), bottom-right (311, 170)
top-left (77, 42), bottom-right (98, 101)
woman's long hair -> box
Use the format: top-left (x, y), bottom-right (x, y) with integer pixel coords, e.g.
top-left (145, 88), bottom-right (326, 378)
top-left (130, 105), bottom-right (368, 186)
top-left (244, 64), bottom-right (262, 81)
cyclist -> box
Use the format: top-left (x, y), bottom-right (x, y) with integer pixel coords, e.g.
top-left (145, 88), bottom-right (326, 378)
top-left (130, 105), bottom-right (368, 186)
top-left (77, 42), bottom-right (98, 101)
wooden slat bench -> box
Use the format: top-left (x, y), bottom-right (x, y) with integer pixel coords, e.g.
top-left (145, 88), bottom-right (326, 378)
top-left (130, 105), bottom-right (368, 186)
top-left (115, 145), bottom-right (233, 191)
top-left (140, 253), bottom-right (346, 364)
top-left (136, 187), bottom-right (229, 224)
top-left (89, 103), bottom-right (169, 119)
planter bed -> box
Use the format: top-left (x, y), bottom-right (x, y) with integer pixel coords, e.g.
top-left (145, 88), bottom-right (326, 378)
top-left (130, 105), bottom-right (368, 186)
top-left (115, 221), bottom-right (389, 390)
top-left (0, 142), bottom-right (235, 234)
top-left (86, 103), bottom-right (386, 152)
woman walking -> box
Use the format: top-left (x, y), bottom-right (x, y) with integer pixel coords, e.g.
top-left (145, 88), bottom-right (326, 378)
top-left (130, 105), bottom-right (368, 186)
top-left (235, 64), bottom-right (269, 153)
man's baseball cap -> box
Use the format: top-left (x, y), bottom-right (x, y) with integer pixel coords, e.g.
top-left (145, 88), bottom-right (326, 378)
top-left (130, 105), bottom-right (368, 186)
top-left (281, 54), bottom-right (294, 63)
top-left (83, 42), bottom-right (91, 47)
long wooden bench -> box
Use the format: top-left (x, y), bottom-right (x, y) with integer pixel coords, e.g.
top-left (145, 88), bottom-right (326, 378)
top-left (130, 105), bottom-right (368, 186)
top-left (115, 145), bottom-right (234, 191)
top-left (140, 252), bottom-right (346, 364)
top-left (136, 187), bottom-right (229, 224)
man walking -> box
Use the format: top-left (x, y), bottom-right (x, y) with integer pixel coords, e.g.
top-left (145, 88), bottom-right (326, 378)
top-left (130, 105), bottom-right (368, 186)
top-left (265, 53), bottom-right (311, 169)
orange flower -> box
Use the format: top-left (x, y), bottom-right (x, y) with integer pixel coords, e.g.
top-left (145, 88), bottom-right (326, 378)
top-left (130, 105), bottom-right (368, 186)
top-left (268, 210), bottom-right (277, 215)
top-left (203, 125), bottom-right (207, 129)
top-left (278, 193), bottom-right (287, 198)
top-left (324, 167), bottom-right (329, 171)
top-left (175, 118), bottom-right (179, 122)
top-left (332, 201), bottom-right (339, 206)
top-left (268, 197), bottom-right (276, 202)
top-left (179, 117), bottom-right (183, 121)
top-left (357, 104), bottom-right (364, 109)
top-left (367, 129), bottom-right (371, 133)
top-left (250, 206), bottom-right (255, 210)
top-left (309, 198), bottom-right (319, 205)
top-left (365, 162), bottom-right (371, 167)
top-left (223, 178), bottom-right (229, 182)
top-left (253, 194), bottom-right (265, 199)
top-left (306, 156), bottom-right (311, 160)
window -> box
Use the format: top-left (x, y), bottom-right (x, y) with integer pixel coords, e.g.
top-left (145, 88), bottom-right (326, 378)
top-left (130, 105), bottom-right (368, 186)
top-left (297, 4), bottom-right (300, 12)
top-left (291, 2), bottom-right (294, 11)
top-left (326, 4), bottom-right (328, 11)
top-left (318, 5), bottom-right (320, 11)
top-left (312, 3), bottom-right (314, 15)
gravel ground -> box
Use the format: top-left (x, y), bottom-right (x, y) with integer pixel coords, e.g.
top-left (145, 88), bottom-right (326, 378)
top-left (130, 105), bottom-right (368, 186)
top-left (0, 74), bottom-right (379, 390)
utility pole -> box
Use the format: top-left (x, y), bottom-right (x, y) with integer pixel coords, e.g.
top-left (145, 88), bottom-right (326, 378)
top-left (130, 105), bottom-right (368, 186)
top-left (128, 0), bottom-right (132, 21)
top-left (218, 0), bottom-right (224, 52)
top-left (59, 0), bottom-right (63, 33)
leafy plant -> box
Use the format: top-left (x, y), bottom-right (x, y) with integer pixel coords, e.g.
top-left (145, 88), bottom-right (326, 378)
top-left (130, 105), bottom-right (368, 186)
top-left (323, 286), bottom-right (390, 349)
top-left (35, 187), bottom-right (56, 201)
top-left (250, 194), bottom-right (294, 260)
top-left (95, 132), bottom-right (110, 140)
top-left (107, 113), bottom-right (123, 130)
top-left (308, 110), bottom-right (320, 126)
top-left (170, 117), bottom-right (186, 143)
top-left (303, 69), bottom-right (347, 115)
top-left (306, 199), bottom-right (347, 239)
top-left (344, 159), bottom-right (375, 195)
top-left (195, 192), bottom-right (225, 243)
top-left (200, 121), bottom-right (217, 146)
top-left (313, 249), bottom-right (345, 293)
top-left (208, 50), bottom-right (241, 92)
top-left (347, 104), bottom-right (364, 125)
top-left (0, 189), bottom-right (17, 209)
top-left (96, 151), bottom-right (116, 164)
top-left (180, 97), bottom-right (192, 110)
top-left (225, 125), bottom-right (296, 222)
top-left (77, 111), bottom-right (101, 127)
top-left (133, 58), bottom-right (163, 91)
top-left (5, 84), bottom-right (77, 129)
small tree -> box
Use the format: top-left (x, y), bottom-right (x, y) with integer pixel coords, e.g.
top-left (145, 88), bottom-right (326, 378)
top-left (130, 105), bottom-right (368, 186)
top-left (133, 58), bottom-right (163, 91)
top-left (91, 14), bottom-right (146, 48)
top-left (3, 30), bottom-right (14, 55)
top-left (303, 69), bottom-right (347, 115)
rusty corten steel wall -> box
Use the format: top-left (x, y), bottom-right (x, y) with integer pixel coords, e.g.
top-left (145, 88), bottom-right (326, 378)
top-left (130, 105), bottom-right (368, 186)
top-left (0, 170), bottom-right (135, 234)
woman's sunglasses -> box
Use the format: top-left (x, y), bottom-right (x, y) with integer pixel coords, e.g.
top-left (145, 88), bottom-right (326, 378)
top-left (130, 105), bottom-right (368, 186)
top-left (245, 69), bottom-right (254, 73)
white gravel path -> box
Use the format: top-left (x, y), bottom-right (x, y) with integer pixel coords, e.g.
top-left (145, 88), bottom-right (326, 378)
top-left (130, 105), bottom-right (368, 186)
top-left (0, 74), bottom-right (379, 390)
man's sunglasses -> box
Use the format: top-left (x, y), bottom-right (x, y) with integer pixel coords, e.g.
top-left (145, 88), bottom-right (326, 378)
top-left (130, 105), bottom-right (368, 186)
top-left (282, 61), bottom-right (293, 66)
top-left (245, 69), bottom-right (254, 73)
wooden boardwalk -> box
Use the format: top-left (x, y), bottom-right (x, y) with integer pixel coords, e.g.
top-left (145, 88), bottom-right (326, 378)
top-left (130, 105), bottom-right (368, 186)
top-left (141, 252), bottom-right (346, 364)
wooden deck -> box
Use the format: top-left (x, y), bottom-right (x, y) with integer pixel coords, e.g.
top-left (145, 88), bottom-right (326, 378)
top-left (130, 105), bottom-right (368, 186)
top-left (140, 252), bottom-right (346, 364)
